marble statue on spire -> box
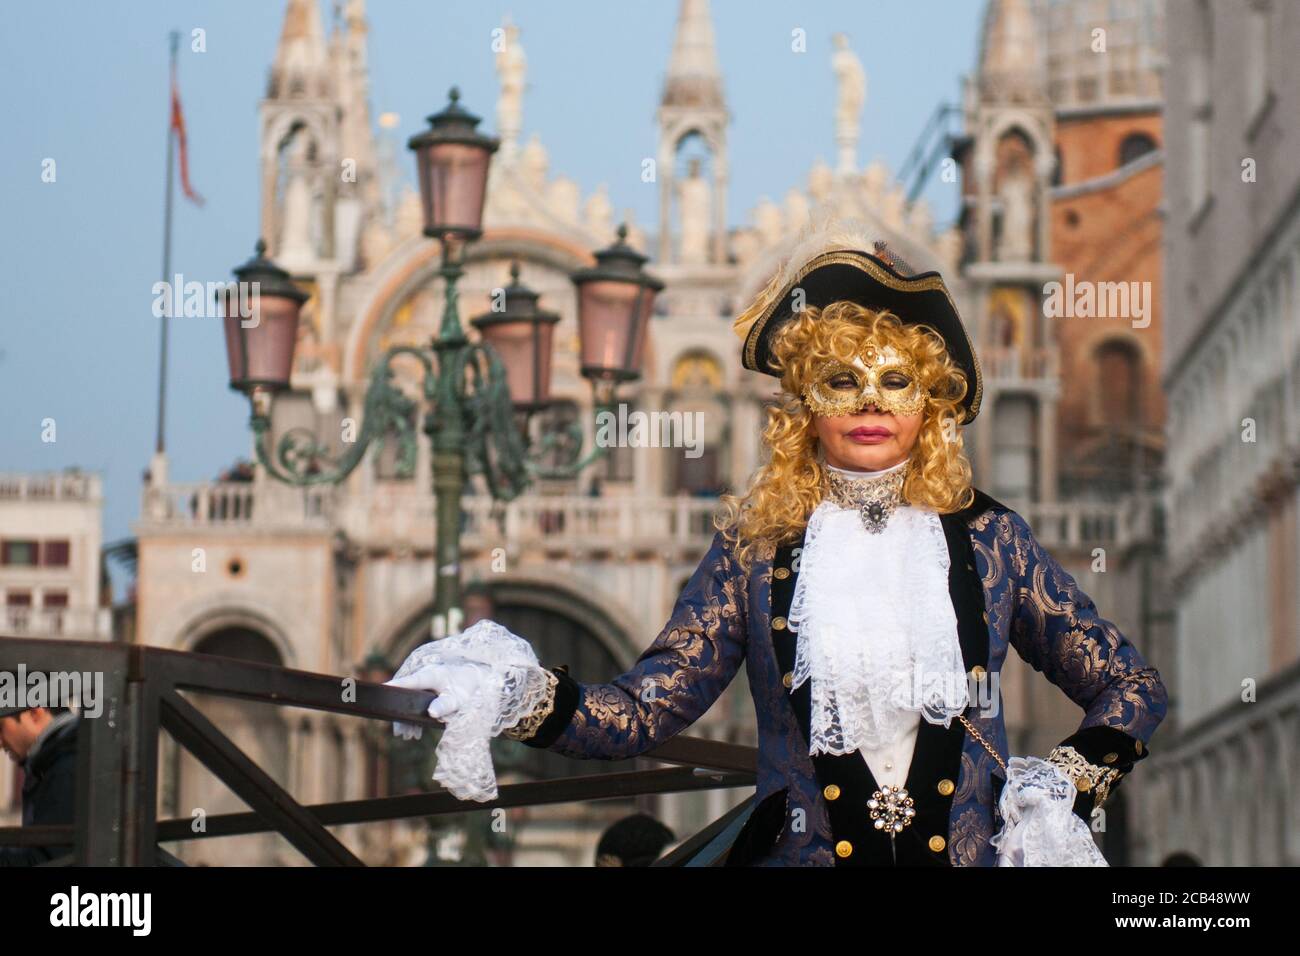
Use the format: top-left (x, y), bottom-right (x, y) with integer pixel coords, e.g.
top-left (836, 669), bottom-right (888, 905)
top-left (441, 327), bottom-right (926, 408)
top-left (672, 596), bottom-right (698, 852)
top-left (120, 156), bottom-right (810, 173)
top-left (279, 130), bottom-right (318, 267)
top-left (495, 17), bottom-right (526, 159)
top-left (997, 166), bottom-right (1035, 261)
top-left (677, 157), bottom-right (712, 264)
top-left (831, 33), bottom-right (866, 176)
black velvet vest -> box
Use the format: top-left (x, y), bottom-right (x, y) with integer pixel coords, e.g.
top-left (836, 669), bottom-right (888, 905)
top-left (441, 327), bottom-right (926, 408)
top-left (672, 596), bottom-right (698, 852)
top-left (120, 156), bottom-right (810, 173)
top-left (729, 489), bottom-right (1007, 867)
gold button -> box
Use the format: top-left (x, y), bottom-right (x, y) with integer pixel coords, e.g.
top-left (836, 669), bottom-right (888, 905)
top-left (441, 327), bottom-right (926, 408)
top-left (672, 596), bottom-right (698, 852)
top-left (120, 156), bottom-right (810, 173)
top-left (772, 616), bottom-right (787, 630)
top-left (969, 665), bottom-right (986, 681)
top-left (823, 784), bottom-right (841, 801)
top-left (835, 840), bottom-right (853, 858)
top-left (1135, 740), bottom-right (1144, 755)
top-left (1102, 752), bottom-right (1119, 764)
top-left (774, 567), bottom-right (790, 580)
top-left (937, 778), bottom-right (955, 796)
top-left (981, 610), bottom-right (989, 624)
top-left (928, 835), bottom-right (946, 853)
top-left (782, 671), bottom-right (793, 689)
top-left (1075, 777), bottom-right (1092, 792)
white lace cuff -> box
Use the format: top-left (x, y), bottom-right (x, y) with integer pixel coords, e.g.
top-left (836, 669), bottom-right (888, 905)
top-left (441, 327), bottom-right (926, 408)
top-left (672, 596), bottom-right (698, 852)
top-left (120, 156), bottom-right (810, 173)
top-left (989, 755), bottom-right (1108, 867)
top-left (389, 619), bottom-right (553, 802)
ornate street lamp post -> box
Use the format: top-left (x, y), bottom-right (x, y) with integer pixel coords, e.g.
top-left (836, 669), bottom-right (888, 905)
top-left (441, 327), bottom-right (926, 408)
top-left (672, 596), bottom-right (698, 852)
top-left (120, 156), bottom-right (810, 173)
top-left (220, 88), bottom-right (661, 639)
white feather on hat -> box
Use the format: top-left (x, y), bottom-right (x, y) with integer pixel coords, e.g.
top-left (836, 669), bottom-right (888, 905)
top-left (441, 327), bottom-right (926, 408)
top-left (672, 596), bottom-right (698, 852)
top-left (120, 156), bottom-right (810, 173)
top-left (731, 214), bottom-right (920, 345)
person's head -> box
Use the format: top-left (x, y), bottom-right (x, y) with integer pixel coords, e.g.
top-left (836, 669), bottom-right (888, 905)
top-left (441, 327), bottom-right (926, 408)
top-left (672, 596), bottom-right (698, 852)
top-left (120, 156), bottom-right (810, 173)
top-left (793, 306), bottom-right (935, 472)
top-left (462, 583), bottom-right (495, 628)
top-left (594, 813), bottom-right (676, 867)
top-left (0, 707), bottom-right (56, 763)
top-left (718, 301), bottom-right (974, 572)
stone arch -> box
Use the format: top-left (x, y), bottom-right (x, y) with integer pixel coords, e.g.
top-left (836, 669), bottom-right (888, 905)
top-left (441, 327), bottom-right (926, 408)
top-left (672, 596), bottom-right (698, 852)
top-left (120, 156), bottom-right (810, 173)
top-left (261, 108), bottom-right (332, 165)
top-left (660, 121), bottom-right (727, 266)
top-left (977, 111), bottom-right (1051, 180)
top-left (343, 228), bottom-right (593, 385)
top-left (994, 125), bottom-right (1038, 167)
top-left (664, 121), bottom-right (724, 162)
top-left (377, 572), bottom-right (639, 670)
top-left (192, 627), bottom-right (283, 666)
top-left (157, 595), bottom-right (298, 671)
top-left (669, 348), bottom-right (726, 391)
top-left (170, 620), bottom-right (294, 866)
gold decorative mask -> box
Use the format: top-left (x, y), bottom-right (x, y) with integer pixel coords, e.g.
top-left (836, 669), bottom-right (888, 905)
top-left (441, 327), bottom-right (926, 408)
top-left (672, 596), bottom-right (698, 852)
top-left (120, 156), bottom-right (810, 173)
top-left (801, 342), bottom-right (928, 417)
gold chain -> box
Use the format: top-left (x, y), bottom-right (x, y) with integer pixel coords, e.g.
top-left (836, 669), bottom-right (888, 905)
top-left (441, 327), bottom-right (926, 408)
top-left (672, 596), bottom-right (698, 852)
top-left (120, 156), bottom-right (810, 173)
top-left (957, 714), bottom-right (1006, 772)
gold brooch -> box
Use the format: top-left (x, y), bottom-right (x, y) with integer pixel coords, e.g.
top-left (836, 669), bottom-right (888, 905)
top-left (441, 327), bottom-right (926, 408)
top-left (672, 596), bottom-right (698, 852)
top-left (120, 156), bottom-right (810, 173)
top-left (868, 785), bottom-right (916, 834)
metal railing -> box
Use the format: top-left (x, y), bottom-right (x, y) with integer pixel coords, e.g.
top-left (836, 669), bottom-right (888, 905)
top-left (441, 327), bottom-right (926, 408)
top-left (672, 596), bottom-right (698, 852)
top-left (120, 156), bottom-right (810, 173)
top-left (0, 637), bottom-right (756, 866)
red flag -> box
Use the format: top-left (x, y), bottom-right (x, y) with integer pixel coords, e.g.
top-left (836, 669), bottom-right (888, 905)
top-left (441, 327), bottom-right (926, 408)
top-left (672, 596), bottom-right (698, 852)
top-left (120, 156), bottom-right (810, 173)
top-left (170, 64), bottom-right (204, 207)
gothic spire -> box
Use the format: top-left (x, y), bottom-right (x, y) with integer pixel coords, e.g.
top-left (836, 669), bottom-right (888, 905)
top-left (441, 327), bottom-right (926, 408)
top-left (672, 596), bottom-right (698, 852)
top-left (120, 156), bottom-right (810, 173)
top-left (661, 0), bottom-right (725, 111)
top-left (335, 0), bottom-right (377, 198)
top-left (976, 0), bottom-right (1047, 104)
top-left (269, 0), bottom-right (332, 99)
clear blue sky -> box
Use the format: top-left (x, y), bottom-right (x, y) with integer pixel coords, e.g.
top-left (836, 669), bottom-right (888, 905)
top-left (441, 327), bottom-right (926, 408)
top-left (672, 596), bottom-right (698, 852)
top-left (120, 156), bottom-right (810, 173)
top-left (0, 0), bottom-right (986, 600)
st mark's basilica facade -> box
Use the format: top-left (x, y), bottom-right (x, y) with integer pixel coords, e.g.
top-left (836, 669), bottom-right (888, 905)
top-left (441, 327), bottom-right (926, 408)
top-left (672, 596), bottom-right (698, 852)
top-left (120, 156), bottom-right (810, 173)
top-left (128, 0), bottom-right (1192, 866)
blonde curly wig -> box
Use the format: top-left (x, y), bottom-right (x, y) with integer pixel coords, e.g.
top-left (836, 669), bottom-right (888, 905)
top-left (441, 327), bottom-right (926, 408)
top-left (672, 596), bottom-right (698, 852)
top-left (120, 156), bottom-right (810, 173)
top-left (716, 301), bottom-right (976, 574)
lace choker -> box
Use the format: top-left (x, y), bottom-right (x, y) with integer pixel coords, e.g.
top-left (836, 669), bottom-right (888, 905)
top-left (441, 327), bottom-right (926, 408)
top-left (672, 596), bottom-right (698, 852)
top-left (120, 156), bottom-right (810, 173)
top-left (823, 461), bottom-right (908, 534)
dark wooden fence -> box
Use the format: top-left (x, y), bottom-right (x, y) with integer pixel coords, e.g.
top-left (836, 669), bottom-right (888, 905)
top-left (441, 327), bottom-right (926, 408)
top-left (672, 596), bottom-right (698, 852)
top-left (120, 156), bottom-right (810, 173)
top-left (0, 637), bottom-right (757, 866)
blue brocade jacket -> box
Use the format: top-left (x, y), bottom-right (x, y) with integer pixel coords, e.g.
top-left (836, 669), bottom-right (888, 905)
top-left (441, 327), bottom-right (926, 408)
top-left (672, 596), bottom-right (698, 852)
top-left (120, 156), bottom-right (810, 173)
top-left (515, 487), bottom-right (1168, 866)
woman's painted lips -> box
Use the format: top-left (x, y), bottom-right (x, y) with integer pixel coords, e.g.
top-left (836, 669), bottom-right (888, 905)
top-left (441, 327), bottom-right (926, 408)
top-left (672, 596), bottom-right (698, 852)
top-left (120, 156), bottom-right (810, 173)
top-left (847, 426), bottom-right (892, 443)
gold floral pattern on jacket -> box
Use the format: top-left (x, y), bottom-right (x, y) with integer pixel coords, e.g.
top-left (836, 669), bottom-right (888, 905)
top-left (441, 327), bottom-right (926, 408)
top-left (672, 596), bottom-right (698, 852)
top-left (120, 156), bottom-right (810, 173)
top-left (1004, 511), bottom-right (1167, 742)
top-left (547, 531), bottom-right (750, 760)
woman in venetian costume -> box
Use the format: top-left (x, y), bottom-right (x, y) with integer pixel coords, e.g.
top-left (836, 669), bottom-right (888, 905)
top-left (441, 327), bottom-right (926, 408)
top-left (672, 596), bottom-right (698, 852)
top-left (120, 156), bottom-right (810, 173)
top-left (387, 236), bottom-right (1168, 867)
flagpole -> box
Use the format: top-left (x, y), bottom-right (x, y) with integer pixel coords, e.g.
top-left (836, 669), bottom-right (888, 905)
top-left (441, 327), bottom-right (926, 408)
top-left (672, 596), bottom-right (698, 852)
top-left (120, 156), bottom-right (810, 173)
top-left (155, 30), bottom-right (179, 456)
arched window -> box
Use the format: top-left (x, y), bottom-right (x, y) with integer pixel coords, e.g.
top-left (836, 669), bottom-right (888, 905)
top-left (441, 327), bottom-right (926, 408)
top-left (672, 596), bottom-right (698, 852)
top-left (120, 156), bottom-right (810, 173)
top-left (668, 352), bottom-right (725, 496)
top-left (671, 351), bottom-right (724, 391)
top-left (993, 128), bottom-right (1038, 262)
top-left (1095, 339), bottom-right (1142, 426)
top-left (1118, 132), bottom-right (1157, 167)
top-left (180, 628), bottom-right (289, 865)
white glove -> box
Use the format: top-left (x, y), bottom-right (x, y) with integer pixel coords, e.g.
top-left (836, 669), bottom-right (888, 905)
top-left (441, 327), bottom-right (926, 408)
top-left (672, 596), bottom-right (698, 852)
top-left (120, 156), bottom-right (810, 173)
top-left (382, 619), bottom-right (554, 801)
top-left (990, 755), bottom-right (1108, 866)
top-left (386, 659), bottom-right (493, 739)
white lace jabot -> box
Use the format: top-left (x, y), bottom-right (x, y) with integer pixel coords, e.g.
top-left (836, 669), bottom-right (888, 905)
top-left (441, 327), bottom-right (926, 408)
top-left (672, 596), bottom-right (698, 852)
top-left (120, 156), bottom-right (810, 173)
top-left (788, 458), bottom-right (969, 757)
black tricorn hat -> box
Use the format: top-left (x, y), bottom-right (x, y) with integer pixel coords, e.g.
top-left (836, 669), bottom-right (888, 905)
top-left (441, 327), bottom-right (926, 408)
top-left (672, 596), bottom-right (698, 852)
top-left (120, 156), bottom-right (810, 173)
top-left (737, 240), bottom-right (983, 423)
